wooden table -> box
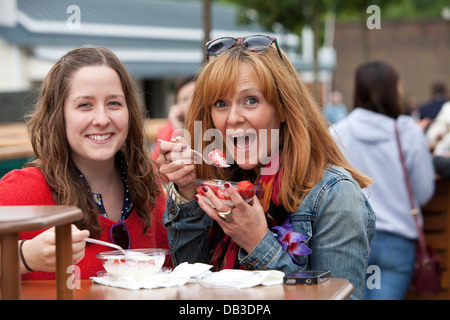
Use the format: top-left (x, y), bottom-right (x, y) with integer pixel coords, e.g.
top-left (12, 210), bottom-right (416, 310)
top-left (0, 122), bottom-right (34, 161)
top-left (1, 278), bottom-right (353, 300)
top-left (0, 206), bottom-right (83, 300)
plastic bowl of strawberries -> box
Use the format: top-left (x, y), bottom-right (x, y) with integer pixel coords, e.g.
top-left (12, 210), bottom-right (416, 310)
top-left (194, 178), bottom-right (260, 208)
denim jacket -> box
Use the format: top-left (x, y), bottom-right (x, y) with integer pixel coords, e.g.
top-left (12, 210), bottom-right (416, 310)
top-left (163, 166), bottom-right (376, 299)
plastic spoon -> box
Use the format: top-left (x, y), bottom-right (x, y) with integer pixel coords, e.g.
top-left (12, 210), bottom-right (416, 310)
top-left (84, 238), bottom-right (148, 260)
top-left (84, 238), bottom-right (149, 261)
top-left (84, 237), bottom-right (126, 254)
top-left (157, 139), bottom-right (229, 168)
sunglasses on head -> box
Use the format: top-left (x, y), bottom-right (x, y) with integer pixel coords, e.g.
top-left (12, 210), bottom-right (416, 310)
top-left (205, 35), bottom-right (283, 61)
top-left (110, 219), bottom-right (130, 250)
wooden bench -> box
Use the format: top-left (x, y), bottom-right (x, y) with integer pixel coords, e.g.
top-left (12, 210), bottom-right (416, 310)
top-left (0, 119), bottom-right (167, 162)
top-left (406, 177), bottom-right (450, 299)
top-left (0, 123), bottom-right (33, 161)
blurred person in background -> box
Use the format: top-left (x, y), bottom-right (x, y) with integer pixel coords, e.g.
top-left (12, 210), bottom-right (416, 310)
top-left (425, 100), bottom-right (450, 178)
top-left (331, 61), bottom-right (435, 300)
top-left (404, 95), bottom-right (419, 121)
top-left (419, 81), bottom-right (448, 121)
top-left (425, 101), bottom-right (450, 155)
top-left (151, 75), bottom-right (196, 160)
top-left (324, 90), bottom-right (348, 125)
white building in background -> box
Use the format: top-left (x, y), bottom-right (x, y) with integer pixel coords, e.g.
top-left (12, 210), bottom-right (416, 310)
top-left (0, 0), bottom-right (335, 121)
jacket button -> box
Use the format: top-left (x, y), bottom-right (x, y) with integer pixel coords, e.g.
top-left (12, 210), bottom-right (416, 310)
top-left (169, 205), bottom-right (176, 215)
top-left (244, 262), bottom-right (255, 270)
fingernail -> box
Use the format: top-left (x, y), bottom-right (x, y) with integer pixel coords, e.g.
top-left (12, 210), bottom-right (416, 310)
top-left (202, 186), bottom-right (208, 193)
top-left (194, 195), bottom-right (199, 201)
top-left (224, 183), bottom-right (230, 189)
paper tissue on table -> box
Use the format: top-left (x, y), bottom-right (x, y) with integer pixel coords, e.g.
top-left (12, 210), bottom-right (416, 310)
top-left (90, 262), bottom-right (285, 290)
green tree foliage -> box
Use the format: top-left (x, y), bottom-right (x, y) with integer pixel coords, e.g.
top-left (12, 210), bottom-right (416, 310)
top-left (226, 0), bottom-right (449, 25)
top-left (221, 0), bottom-right (449, 99)
top-left (335, 0), bottom-right (450, 21)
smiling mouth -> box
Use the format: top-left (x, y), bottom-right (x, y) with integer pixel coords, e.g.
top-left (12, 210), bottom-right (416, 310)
top-left (87, 133), bottom-right (113, 141)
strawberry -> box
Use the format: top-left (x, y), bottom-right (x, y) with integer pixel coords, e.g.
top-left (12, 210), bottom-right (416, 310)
top-left (237, 180), bottom-right (255, 199)
top-left (215, 189), bottom-right (231, 200)
top-left (197, 186), bottom-right (206, 196)
top-left (204, 180), bottom-right (219, 193)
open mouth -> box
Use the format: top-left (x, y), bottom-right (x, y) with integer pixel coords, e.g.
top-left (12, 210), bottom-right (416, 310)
top-left (87, 133), bottom-right (113, 142)
top-left (227, 129), bottom-right (257, 151)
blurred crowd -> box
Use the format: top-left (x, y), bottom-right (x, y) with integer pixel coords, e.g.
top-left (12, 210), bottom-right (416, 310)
top-left (325, 62), bottom-right (447, 300)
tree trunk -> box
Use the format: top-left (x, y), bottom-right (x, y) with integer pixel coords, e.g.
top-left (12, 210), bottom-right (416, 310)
top-left (312, 4), bottom-right (321, 104)
top-left (360, 11), bottom-right (371, 60)
top-left (202, 0), bottom-right (211, 62)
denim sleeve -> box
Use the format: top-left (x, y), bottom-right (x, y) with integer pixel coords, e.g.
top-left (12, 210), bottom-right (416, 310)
top-left (309, 179), bottom-right (376, 300)
top-left (239, 177), bottom-right (376, 300)
top-left (162, 197), bottom-right (213, 266)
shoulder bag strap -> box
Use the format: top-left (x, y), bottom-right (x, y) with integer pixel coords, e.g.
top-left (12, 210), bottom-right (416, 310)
top-left (394, 120), bottom-right (427, 250)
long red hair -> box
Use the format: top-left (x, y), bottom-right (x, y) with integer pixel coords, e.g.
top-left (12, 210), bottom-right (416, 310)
top-left (185, 45), bottom-right (372, 212)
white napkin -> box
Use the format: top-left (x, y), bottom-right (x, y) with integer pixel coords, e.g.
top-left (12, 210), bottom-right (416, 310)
top-left (90, 262), bottom-right (212, 290)
top-left (91, 263), bottom-right (284, 290)
top-left (195, 269), bottom-right (285, 289)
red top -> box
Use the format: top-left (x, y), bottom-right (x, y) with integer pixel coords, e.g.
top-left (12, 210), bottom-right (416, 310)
top-left (0, 167), bottom-right (170, 280)
top-left (151, 120), bottom-right (174, 161)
